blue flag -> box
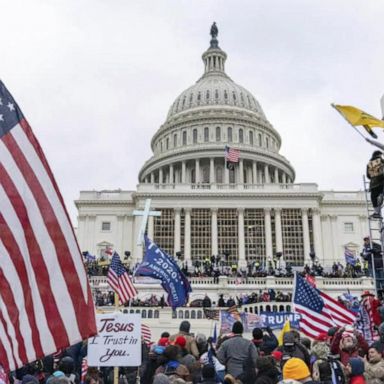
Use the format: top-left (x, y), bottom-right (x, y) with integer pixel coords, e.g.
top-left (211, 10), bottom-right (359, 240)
top-left (135, 236), bottom-right (192, 309)
top-left (344, 247), bottom-right (357, 266)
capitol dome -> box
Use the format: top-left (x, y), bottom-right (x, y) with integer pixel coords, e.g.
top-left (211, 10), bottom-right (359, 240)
top-left (139, 24), bottom-right (295, 186)
top-left (166, 56), bottom-right (267, 120)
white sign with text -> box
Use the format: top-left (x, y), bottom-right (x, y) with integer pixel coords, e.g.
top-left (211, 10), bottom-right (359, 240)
top-left (88, 313), bottom-right (142, 367)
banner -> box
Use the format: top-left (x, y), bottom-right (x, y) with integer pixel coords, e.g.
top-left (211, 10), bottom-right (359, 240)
top-left (135, 236), bottom-right (192, 309)
top-left (88, 313), bottom-right (142, 367)
top-left (220, 311), bottom-right (301, 334)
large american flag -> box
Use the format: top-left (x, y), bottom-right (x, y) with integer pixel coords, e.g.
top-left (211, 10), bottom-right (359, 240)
top-left (0, 81), bottom-right (97, 372)
top-left (224, 145), bottom-right (240, 163)
top-left (293, 273), bottom-right (356, 338)
top-left (107, 252), bottom-right (137, 304)
top-left (141, 323), bottom-right (152, 346)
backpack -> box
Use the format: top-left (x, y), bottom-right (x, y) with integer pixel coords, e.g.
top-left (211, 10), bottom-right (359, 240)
top-left (368, 158), bottom-right (384, 178)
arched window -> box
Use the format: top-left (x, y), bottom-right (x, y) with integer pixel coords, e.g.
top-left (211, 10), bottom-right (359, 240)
top-left (142, 310), bottom-right (147, 318)
top-left (266, 137), bottom-right (269, 148)
top-left (249, 131), bottom-right (254, 145)
top-left (182, 131), bottom-right (187, 145)
top-left (178, 311), bottom-right (183, 319)
top-left (154, 310), bottom-right (159, 319)
top-left (185, 311), bottom-right (190, 319)
top-left (215, 89), bottom-right (219, 102)
top-left (204, 127), bottom-right (209, 142)
top-left (191, 310), bottom-right (196, 319)
top-left (224, 90), bottom-right (228, 102)
top-left (216, 127), bottom-right (221, 142)
top-left (197, 311), bottom-right (202, 319)
top-left (239, 129), bottom-right (244, 143)
top-left (160, 142), bottom-right (163, 152)
top-left (166, 138), bottom-right (169, 150)
top-left (189, 93), bottom-right (193, 106)
top-left (206, 90), bottom-right (210, 100)
top-left (258, 133), bottom-right (262, 146)
top-left (233, 91), bottom-right (237, 105)
top-left (193, 129), bottom-right (198, 144)
top-left (197, 92), bottom-right (201, 104)
top-left (228, 127), bottom-right (233, 142)
top-left (191, 168), bottom-right (196, 184)
top-left (182, 96), bottom-right (186, 107)
top-left (148, 310), bottom-right (153, 318)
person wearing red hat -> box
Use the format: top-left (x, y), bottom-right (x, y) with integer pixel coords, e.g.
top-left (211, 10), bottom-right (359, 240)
top-left (330, 327), bottom-right (369, 366)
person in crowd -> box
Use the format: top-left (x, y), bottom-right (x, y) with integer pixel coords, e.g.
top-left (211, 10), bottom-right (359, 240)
top-left (169, 321), bottom-right (200, 359)
top-left (330, 327), bottom-right (369, 366)
top-left (254, 356), bottom-right (280, 384)
top-left (371, 323), bottom-right (384, 353)
top-left (199, 364), bottom-right (217, 384)
top-left (203, 295), bottom-right (212, 308)
top-left (153, 373), bottom-right (170, 384)
top-left (195, 334), bottom-right (209, 357)
top-left (217, 321), bottom-right (258, 378)
top-left (346, 358), bottom-right (366, 384)
top-left (364, 345), bottom-right (384, 384)
top-left (200, 342), bottom-right (226, 383)
top-left (361, 237), bottom-right (384, 281)
top-left (280, 331), bottom-right (310, 368)
top-left (21, 374), bottom-right (40, 384)
top-left (218, 295), bottom-right (226, 308)
top-left (282, 357), bottom-right (316, 384)
top-left (252, 327), bottom-right (278, 356)
top-left (155, 345), bottom-right (190, 380)
top-left (366, 150), bottom-right (384, 219)
top-left (58, 357), bottom-right (78, 384)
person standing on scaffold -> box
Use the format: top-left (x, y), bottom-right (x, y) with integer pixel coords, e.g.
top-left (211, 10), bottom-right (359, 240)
top-left (367, 150), bottom-right (384, 219)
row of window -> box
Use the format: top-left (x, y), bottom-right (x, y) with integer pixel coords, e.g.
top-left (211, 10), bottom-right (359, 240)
top-left (156, 126), bottom-right (277, 154)
top-left (100, 219), bottom-right (355, 235)
top-left (171, 89), bottom-right (258, 115)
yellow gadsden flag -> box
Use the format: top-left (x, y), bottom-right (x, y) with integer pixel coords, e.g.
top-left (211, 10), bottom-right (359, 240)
top-left (277, 319), bottom-right (291, 346)
top-left (333, 104), bottom-right (384, 138)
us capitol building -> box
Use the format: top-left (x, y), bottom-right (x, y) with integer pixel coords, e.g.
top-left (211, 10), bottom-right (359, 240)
top-left (75, 25), bottom-right (369, 271)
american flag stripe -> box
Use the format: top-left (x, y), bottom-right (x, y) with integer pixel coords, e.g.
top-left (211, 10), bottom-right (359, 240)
top-left (0, 81), bottom-right (96, 371)
top-left (0, 163), bottom-right (76, 347)
top-left (141, 324), bottom-right (152, 345)
top-left (293, 274), bottom-right (355, 339)
top-left (2, 128), bottom-right (93, 335)
top-left (225, 146), bottom-right (240, 163)
top-left (0, 223), bottom-right (45, 359)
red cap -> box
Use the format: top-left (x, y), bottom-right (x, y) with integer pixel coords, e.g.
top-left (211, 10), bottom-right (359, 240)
top-left (315, 333), bottom-right (328, 342)
top-left (174, 336), bottom-right (187, 348)
top-left (271, 350), bottom-right (283, 361)
top-left (158, 337), bottom-right (169, 346)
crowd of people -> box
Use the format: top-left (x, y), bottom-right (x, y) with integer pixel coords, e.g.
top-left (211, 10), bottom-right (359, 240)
top-left (11, 317), bottom-right (384, 384)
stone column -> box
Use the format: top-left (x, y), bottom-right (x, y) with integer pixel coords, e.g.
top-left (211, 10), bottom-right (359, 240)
top-left (247, 166), bottom-right (252, 185)
top-left (252, 161), bottom-right (257, 184)
top-left (264, 164), bottom-right (270, 183)
top-left (275, 208), bottom-right (283, 253)
top-left (282, 173), bottom-right (286, 184)
top-left (148, 215), bottom-right (154, 239)
top-left (301, 208), bottom-right (311, 263)
top-left (150, 172), bottom-right (155, 183)
top-left (264, 208), bottom-right (273, 259)
top-left (330, 215), bottom-right (338, 264)
top-left (274, 168), bottom-right (279, 184)
top-left (159, 167), bottom-right (163, 184)
top-left (210, 158), bottom-right (215, 183)
top-left (238, 208), bottom-right (246, 267)
top-left (184, 208), bottom-right (191, 264)
top-left (312, 208), bottom-right (324, 263)
top-left (211, 208), bottom-right (218, 256)
top-left (224, 162), bottom-right (229, 184)
top-left (181, 161), bottom-right (186, 183)
top-left (174, 208), bottom-right (181, 255)
top-left (195, 159), bottom-right (200, 183)
top-left (169, 164), bottom-right (174, 184)
top-left (239, 159), bottom-right (244, 184)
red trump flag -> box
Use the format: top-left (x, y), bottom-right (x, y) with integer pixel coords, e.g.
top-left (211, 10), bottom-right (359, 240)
top-left (0, 81), bottom-right (97, 372)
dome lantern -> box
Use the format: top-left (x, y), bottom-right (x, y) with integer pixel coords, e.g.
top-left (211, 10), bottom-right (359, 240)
top-left (202, 22), bottom-right (228, 77)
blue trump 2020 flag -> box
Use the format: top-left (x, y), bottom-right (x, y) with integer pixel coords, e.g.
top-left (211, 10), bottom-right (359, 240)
top-left (135, 236), bottom-right (192, 309)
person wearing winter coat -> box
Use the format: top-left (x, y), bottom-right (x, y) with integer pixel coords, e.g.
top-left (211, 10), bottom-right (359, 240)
top-left (346, 358), bottom-right (366, 384)
top-left (330, 328), bottom-right (369, 367)
top-left (252, 327), bottom-right (278, 356)
top-left (364, 346), bottom-right (384, 384)
top-left (280, 332), bottom-right (311, 369)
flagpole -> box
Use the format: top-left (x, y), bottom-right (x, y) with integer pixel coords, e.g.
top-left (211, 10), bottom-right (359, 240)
top-left (114, 292), bottom-right (120, 384)
top-left (331, 103), bottom-right (367, 140)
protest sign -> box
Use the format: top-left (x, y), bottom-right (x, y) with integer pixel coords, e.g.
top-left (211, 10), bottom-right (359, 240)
top-left (220, 311), bottom-right (301, 333)
top-left (88, 313), bottom-right (142, 367)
